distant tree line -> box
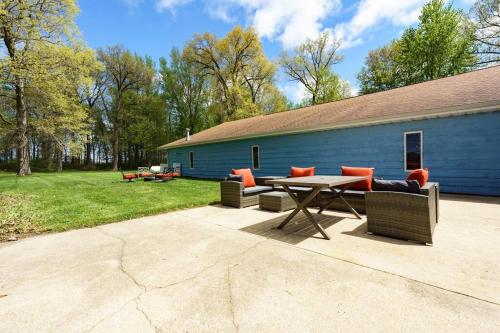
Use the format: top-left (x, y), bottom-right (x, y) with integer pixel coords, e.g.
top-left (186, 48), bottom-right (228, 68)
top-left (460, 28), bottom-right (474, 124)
top-left (0, 0), bottom-right (349, 175)
top-left (1, 0), bottom-right (498, 175)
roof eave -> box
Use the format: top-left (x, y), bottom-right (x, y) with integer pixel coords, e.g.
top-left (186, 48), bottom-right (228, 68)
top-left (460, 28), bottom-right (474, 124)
top-left (159, 100), bottom-right (500, 150)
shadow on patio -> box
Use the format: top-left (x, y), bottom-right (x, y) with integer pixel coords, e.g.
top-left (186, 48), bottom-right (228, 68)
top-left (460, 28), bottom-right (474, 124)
top-left (239, 212), bottom-right (345, 245)
top-left (239, 210), bottom-right (423, 247)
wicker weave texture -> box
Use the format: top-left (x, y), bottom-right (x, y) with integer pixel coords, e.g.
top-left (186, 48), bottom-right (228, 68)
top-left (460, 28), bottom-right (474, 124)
top-left (259, 192), bottom-right (296, 212)
top-left (365, 184), bottom-right (437, 244)
top-left (220, 181), bottom-right (261, 208)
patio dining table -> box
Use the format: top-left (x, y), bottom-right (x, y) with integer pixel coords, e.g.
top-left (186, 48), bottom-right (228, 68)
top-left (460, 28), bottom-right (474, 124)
top-left (266, 175), bottom-right (369, 240)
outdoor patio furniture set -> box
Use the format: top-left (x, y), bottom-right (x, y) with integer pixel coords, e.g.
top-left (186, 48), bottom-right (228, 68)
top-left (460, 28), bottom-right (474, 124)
top-left (221, 166), bottom-right (439, 244)
top-left (121, 164), bottom-right (181, 183)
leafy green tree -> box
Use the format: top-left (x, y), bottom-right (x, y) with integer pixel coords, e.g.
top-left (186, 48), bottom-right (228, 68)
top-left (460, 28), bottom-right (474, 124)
top-left (0, 0), bottom-right (85, 175)
top-left (97, 46), bottom-right (154, 171)
top-left (357, 0), bottom-right (477, 93)
top-left (470, 0), bottom-right (500, 66)
top-left (185, 26), bottom-right (283, 121)
top-left (160, 48), bottom-right (211, 139)
top-left (259, 85), bottom-right (288, 114)
top-left (27, 44), bottom-right (101, 172)
top-left (280, 32), bottom-right (345, 105)
top-left (357, 42), bottom-right (403, 94)
top-left (397, 0), bottom-right (477, 84)
top-left (315, 72), bottom-right (351, 104)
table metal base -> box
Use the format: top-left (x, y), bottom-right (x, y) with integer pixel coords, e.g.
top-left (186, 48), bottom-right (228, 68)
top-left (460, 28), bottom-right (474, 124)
top-left (277, 185), bottom-right (331, 240)
top-left (318, 186), bottom-right (362, 219)
top-left (276, 185), bottom-right (363, 240)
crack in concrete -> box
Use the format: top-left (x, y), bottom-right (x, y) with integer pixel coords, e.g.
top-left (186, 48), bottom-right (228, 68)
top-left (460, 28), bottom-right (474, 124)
top-left (135, 297), bottom-right (162, 333)
top-left (226, 264), bottom-right (239, 333)
top-left (152, 240), bottom-right (266, 331)
top-left (91, 227), bottom-right (265, 333)
top-left (96, 228), bottom-right (147, 293)
top-left (151, 240), bottom-right (265, 291)
top-left (91, 227), bottom-right (162, 333)
top-left (81, 300), bottom-right (132, 333)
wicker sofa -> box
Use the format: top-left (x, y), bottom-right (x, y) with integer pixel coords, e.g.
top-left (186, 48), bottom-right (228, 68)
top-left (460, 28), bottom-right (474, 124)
top-left (289, 182), bottom-right (439, 215)
top-left (286, 182), bottom-right (439, 244)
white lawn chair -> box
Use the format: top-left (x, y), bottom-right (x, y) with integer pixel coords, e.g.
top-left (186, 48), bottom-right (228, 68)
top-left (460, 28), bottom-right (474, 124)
top-left (150, 165), bottom-right (161, 174)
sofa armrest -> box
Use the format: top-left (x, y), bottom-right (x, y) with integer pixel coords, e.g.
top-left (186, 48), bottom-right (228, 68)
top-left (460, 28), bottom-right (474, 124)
top-left (420, 182), bottom-right (437, 194)
top-left (419, 182), bottom-right (439, 222)
top-left (221, 180), bottom-right (243, 193)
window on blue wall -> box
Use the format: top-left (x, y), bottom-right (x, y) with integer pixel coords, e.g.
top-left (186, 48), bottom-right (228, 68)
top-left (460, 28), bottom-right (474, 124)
top-left (189, 151), bottom-right (194, 169)
top-left (404, 131), bottom-right (423, 171)
top-left (252, 145), bottom-right (260, 170)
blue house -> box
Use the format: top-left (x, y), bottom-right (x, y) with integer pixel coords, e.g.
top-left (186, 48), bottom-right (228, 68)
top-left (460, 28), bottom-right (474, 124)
top-left (161, 66), bottom-right (500, 196)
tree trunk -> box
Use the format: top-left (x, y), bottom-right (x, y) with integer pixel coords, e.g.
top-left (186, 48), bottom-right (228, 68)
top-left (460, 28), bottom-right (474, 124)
top-left (15, 81), bottom-right (31, 176)
top-left (85, 134), bottom-right (92, 166)
top-left (42, 140), bottom-right (53, 170)
top-left (55, 145), bottom-right (63, 172)
top-left (111, 125), bottom-right (119, 171)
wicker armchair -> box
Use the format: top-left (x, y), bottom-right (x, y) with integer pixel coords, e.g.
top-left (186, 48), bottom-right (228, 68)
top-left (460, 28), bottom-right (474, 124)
top-left (365, 183), bottom-right (438, 244)
top-left (220, 181), bottom-right (273, 208)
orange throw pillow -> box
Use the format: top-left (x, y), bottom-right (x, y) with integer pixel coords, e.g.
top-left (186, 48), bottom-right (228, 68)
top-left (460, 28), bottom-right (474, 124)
top-left (231, 168), bottom-right (256, 188)
top-left (341, 166), bottom-right (374, 191)
top-left (407, 168), bottom-right (429, 187)
top-left (290, 166), bottom-right (315, 177)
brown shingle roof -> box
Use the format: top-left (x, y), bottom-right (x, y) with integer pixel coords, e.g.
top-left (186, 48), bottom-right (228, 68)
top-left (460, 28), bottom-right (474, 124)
top-left (161, 66), bottom-right (500, 149)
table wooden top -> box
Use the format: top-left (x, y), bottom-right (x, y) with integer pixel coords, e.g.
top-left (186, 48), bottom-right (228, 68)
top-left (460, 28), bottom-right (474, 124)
top-left (265, 175), bottom-right (368, 188)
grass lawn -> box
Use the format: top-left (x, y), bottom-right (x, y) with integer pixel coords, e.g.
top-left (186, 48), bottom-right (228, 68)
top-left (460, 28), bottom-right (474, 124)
top-left (0, 171), bottom-right (220, 241)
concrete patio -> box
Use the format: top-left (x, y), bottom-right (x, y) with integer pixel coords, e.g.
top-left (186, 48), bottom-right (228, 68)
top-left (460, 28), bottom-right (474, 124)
top-left (0, 194), bottom-right (499, 332)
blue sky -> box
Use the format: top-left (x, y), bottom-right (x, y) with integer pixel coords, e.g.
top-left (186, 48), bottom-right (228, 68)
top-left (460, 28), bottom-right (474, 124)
top-left (76, 0), bottom-right (474, 102)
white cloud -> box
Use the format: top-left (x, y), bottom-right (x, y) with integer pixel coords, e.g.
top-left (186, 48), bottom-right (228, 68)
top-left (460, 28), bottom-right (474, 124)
top-left (280, 81), bottom-right (310, 104)
top-left (151, 0), bottom-right (428, 50)
top-left (333, 0), bottom-right (426, 49)
top-left (157, 0), bottom-right (342, 49)
top-left (216, 0), bottom-right (342, 49)
top-left (156, 0), bottom-right (193, 12)
top-left (122, 0), bottom-right (144, 7)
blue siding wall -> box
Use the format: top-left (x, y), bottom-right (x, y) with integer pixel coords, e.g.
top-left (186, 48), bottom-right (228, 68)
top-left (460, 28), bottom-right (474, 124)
top-left (168, 111), bottom-right (500, 196)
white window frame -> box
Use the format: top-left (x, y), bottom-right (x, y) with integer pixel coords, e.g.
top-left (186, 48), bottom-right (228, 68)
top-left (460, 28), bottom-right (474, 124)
top-left (404, 130), bottom-right (423, 172)
top-left (189, 151), bottom-right (194, 169)
top-left (251, 145), bottom-right (260, 170)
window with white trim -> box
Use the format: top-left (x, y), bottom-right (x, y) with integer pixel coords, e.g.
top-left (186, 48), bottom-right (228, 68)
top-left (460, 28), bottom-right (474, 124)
top-left (189, 151), bottom-right (194, 169)
top-left (252, 145), bottom-right (260, 170)
top-left (404, 131), bottom-right (423, 171)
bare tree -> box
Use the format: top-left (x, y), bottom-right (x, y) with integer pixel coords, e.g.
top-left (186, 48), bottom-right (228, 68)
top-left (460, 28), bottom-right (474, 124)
top-left (470, 0), bottom-right (500, 66)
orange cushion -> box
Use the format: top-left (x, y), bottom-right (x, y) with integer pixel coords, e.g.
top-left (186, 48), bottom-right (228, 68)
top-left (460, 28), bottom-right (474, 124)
top-left (231, 168), bottom-right (256, 188)
top-left (407, 168), bottom-right (429, 187)
top-left (341, 166), bottom-right (374, 191)
top-left (123, 174), bottom-right (137, 180)
top-left (290, 166), bottom-right (315, 177)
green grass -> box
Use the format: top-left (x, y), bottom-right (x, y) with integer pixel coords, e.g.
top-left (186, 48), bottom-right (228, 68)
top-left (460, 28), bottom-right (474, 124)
top-left (0, 171), bottom-right (220, 241)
